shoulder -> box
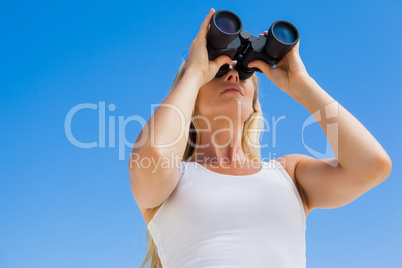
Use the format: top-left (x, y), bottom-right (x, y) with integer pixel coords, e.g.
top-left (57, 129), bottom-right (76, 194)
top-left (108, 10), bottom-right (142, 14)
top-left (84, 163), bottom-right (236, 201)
top-left (275, 154), bottom-right (299, 172)
top-left (275, 154), bottom-right (311, 218)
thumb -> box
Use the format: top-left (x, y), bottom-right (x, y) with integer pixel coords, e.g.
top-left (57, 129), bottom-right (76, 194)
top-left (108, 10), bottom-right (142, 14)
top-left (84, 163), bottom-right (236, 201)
top-left (214, 55), bottom-right (233, 68)
top-left (248, 60), bottom-right (273, 77)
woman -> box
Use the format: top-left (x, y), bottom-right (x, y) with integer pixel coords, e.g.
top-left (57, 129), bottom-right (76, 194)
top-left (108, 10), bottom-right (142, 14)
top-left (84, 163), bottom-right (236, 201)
top-left (129, 8), bottom-right (392, 268)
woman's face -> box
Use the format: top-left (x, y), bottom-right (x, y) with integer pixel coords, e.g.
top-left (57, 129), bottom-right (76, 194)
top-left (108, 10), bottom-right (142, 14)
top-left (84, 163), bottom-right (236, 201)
top-left (194, 61), bottom-right (255, 125)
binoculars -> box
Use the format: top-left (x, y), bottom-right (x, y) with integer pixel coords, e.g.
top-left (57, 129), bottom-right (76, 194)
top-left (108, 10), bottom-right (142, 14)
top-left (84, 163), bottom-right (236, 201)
top-left (206, 10), bottom-right (300, 80)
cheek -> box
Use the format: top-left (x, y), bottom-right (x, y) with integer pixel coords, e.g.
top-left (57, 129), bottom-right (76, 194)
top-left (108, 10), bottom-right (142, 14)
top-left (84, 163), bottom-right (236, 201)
top-left (246, 85), bottom-right (255, 101)
top-left (244, 80), bottom-right (254, 93)
top-left (246, 84), bottom-right (256, 111)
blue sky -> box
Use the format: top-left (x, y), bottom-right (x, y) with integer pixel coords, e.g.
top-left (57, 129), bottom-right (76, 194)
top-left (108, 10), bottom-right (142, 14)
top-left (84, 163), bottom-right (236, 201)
top-left (1, 0), bottom-right (401, 267)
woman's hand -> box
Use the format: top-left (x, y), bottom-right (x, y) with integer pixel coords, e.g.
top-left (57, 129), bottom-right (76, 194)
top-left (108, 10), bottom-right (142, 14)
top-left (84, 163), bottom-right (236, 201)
top-left (248, 31), bottom-right (311, 97)
top-left (185, 8), bottom-right (233, 86)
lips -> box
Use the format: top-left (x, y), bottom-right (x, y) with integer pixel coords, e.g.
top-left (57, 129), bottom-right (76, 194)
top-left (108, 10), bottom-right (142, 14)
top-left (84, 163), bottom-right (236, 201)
top-left (221, 85), bottom-right (243, 96)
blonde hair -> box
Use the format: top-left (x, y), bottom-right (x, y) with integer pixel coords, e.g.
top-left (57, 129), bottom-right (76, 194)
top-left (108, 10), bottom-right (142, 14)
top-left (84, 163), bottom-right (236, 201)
top-left (140, 59), bottom-right (264, 268)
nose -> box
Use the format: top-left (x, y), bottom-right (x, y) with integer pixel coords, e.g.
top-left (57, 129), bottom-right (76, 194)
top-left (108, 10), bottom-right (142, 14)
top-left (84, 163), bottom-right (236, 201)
top-left (223, 61), bottom-right (240, 83)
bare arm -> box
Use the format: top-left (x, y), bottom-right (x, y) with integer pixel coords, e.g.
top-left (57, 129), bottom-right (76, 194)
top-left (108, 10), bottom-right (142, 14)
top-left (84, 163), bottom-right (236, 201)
top-left (249, 34), bottom-right (391, 212)
top-left (293, 76), bottom-right (391, 174)
top-left (128, 8), bottom-right (232, 209)
top-left (128, 70), bottom-right (202, 209)
top-left (287, 77), bottom-right (391, 211)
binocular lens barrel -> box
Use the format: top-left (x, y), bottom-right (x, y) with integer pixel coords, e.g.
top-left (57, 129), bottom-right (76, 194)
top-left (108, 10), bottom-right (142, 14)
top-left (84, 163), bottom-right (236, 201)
top-left (207, 10), bottom-right (243, 49)
top-left (215, 13), bottom-right (241, 34)
top-left (264, 20), bottom-right (299, 60)
top-left (273, 23), bottom-right (298, 44)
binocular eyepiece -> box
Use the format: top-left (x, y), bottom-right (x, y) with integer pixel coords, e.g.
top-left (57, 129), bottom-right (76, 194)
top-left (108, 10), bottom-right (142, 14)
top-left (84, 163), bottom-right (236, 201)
top-left (206, 10), bottom-right (300, 80)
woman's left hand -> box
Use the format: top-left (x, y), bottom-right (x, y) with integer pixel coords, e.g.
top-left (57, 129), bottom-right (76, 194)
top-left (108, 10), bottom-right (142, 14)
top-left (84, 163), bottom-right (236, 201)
top-left (248, 31), bottom-right (311, 97)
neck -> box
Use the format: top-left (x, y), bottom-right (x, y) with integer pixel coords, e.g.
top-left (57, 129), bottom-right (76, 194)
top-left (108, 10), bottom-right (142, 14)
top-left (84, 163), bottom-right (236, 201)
top-left (188, 118), bottom-right (252, 165)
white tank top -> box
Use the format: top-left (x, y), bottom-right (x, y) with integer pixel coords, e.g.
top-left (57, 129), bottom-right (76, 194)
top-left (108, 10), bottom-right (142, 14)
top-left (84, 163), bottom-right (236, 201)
top-left (147, 159), bottom-right (307, 268)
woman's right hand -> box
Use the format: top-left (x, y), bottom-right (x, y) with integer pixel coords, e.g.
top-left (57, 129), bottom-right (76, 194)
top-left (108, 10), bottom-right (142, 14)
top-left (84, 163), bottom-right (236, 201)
top-left (185, 8), bottom-right (233, 86)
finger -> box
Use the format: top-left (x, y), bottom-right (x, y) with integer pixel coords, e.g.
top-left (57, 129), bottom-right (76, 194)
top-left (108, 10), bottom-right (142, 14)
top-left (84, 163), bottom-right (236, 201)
top-left (213, 55), bottom-right (233, 68)
top-left (248, 60), bottom-right (273, 77)
top-left (295, 39), bottom-right (300, 50)
top-left (197, 8), bottom-right (215, 39)
top-left (289, 39), bottom-right (300, 55)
